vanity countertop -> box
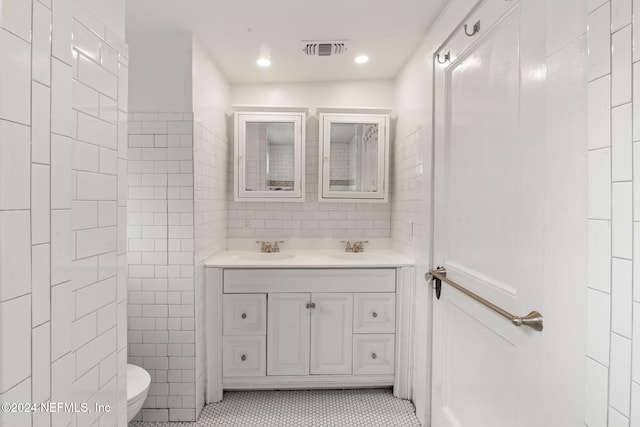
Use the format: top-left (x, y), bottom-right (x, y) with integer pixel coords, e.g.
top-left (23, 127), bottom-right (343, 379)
top-left (204, 249), bottom-right (414, 268)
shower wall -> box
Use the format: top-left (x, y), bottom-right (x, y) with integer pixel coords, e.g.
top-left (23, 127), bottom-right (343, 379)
top-left (0, 1), bottom-right (129, 425)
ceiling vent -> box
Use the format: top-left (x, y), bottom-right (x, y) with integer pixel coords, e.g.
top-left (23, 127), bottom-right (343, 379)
top-left (302, 40), bottom-right (349, 57)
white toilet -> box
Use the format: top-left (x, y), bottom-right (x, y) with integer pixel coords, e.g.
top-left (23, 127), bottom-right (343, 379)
top-left (127, 364), bottom-right (151, 422)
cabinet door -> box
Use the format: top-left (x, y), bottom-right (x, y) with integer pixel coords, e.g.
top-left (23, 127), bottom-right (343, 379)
top-left (267, 293), bottom-right (311, 375)
top-left (234, 111), bottom-right (306, 202)
top-left (310, 293), bottom-right (353, 375)
top-left (318, 111), bottom-right (390, 202)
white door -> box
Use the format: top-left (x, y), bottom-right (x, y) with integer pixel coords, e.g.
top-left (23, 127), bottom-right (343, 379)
top-left (267, 293), bottom-right (311, 375)
top-left (431, 1), bottom-right (546, 426)
top-left (310, 293), bottom-right (353, 375)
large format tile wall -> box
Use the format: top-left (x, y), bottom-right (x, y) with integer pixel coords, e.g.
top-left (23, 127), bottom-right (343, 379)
top-left (70, 5), bottom-right (130, 427)
top-left (586, 0), bottom-right (638, 425)
top-left (0, 2), bottom-right (56, 425)
top-left (0, 1), bottom-right (129, 426)
top-left (227, 132), bottom-right (392, 239)
top-left (127, 113), bottom-right (202, 422)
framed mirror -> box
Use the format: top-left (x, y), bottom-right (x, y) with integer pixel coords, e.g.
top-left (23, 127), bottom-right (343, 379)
top-left (234, 108), bottom-right (306, 201)
top-left (318, 110), bottom-right (390, 202)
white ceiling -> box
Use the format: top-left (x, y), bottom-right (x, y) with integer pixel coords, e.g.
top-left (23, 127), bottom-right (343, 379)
top-left (125, 0), bottom-right (449, 84)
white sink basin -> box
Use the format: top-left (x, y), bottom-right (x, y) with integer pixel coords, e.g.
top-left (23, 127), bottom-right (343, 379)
top-left (329, 253), bottom-right (384, 261)
top-left (239, 253), bottom-right (295, 261)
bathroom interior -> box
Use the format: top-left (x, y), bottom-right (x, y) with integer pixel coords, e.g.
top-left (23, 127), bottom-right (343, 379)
top-left (0, 0), bottom-right (632, 425)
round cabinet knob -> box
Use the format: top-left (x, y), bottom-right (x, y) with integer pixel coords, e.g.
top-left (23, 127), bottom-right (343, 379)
top-left (241, 354), bottom-right (247, 362)
top-left (310, 302), bottom-right (316, 309)
top-left (241, 313), bottom-right (247, 319)
top-left (371, 353), bottom-right (377, 360)
top-left (372, 312), bottom-right (378, 318)
top-left (306, 303), bottom-right (311, 309)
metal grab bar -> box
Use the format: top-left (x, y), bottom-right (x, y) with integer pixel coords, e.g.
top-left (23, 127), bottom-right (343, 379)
top-left (427, 267), bottom-right (543, 332)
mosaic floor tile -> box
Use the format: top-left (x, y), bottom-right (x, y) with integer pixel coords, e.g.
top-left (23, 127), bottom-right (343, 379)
top-left (129, 388), bottom-right (420, 426)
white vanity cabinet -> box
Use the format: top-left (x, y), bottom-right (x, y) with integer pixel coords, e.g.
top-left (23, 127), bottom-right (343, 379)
top-left (206, 267), bottom-right (414, 398)
top-left (207, 266), bottom-right (415, 402)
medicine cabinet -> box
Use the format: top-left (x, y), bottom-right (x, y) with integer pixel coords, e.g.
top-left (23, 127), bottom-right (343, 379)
top-left (233, 106), bottom-right (307, 202)
top-left (318, 108), bottom-right (391, 202)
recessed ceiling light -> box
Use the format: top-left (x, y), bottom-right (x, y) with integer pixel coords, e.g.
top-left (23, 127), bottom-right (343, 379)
top-left (257, 58), bottom-right (271, 67)
top-left (355, 55), bottom-right (369, 64)
top-left (257, 43), bottom-right (271, 68)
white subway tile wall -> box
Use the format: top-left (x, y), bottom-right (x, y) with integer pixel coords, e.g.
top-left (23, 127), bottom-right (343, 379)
top-left (390, 125), bottom-right (429, 258)
top-left (193, 121), bottom-right (228, 418)
top-left (587, 0), bottom-right (636, 424)
top-left (0, 1), bottom-right (129, 426)
top-left (227, 138), bottom-right (391, 239)
top-left (128, 112), bottom-right (205, 422)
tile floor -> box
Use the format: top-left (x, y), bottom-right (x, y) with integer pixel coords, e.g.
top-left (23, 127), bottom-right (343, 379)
top-left (129, 388), bottom-right (420, 426)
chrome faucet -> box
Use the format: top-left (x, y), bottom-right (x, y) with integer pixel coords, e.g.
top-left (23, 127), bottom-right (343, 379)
top-left (351, 241), bottom-right (368, 252)
top-left (256, 240), bottom-right (284, 253)
top-left (341, 240), bottom-right (369, 253)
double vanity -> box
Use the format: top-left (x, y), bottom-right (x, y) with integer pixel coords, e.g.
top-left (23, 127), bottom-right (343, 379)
top-left (203, 106), bottom-right (414, 402)
top-left (205, 242), bottom-right (415, 403)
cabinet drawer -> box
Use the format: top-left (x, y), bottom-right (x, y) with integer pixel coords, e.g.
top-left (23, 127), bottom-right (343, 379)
top-left (353, 334), bottom-right (395, 375)
top-left (353, 293), bottom-right (395, 334)
top-left (223, 294), bottom-right (266, 336)
top-left (223, 336), bottom-right (266, 377)
top-left (224, 269), bottom-right (396, 293)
